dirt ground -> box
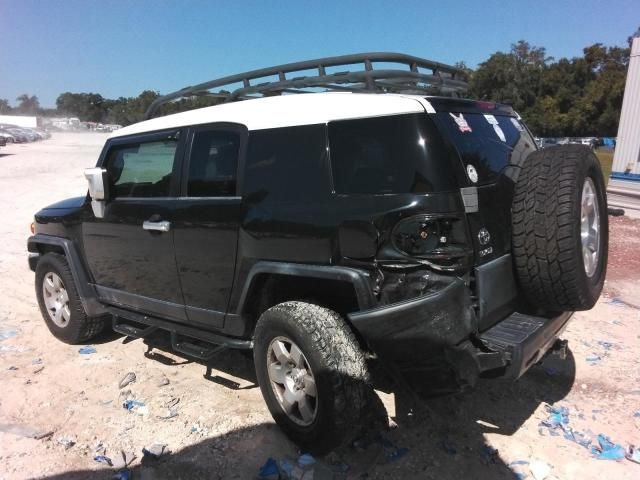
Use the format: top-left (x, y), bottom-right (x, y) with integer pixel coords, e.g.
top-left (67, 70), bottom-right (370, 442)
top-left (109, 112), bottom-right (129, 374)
top-left (0, 132), bottom-right (638, 480)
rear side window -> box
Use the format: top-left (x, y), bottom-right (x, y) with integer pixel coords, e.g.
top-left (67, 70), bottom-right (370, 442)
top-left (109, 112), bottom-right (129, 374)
top-left (433, 112), bottom-right (536, 184)
top-left (328, 113), bottom-right (456, 194)
top-left (186, 130), bottom-right (239, 197)
top-left (244, 125), bottom-right (329, 202)
top-left (105, 139), bottom-right (178, 198)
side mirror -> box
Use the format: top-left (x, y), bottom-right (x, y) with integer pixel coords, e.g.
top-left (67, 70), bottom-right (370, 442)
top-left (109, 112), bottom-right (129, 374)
top-left (84, 167), bottom-right (109, 218)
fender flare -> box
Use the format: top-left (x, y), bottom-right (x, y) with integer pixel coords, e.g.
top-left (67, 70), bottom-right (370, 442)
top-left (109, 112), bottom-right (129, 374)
top-left (235, 261), bottom-right (377, 316)
top-left (27, 234), bottom-right (108, 316)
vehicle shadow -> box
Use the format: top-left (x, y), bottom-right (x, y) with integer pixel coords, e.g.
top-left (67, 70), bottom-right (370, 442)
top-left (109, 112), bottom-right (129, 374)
top-left (41, 330), bottom-right (576, 480)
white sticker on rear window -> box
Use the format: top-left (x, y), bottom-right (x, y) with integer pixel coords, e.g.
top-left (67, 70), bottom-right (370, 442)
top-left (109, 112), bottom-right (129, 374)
top-left (510, 117), bottom-right (524, 131)
top-left (449, 113), bottom-right (472, 133)
top-left (493, 124), bottom-right (506, 142)
top-left (483, 114), bottom-right (498, 125)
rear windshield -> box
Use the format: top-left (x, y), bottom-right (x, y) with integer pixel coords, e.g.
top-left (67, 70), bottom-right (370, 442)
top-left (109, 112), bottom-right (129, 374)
top-left (433, 112), bottom-right (536, 184)
top-left (328, 113), bottom-right (457, 194)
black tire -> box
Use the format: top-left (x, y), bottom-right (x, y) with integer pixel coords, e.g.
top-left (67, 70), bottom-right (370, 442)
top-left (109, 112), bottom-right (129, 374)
top-left (35, 253), bottom-right (105, 344)
top-left (253, 301), bottom-right (371, 453)
top-left (512, 145), bottom-right (608, 311)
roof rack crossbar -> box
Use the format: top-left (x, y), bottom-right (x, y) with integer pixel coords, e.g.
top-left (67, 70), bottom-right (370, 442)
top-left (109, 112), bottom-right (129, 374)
top-left (144, 52), bottom-right (468, 119)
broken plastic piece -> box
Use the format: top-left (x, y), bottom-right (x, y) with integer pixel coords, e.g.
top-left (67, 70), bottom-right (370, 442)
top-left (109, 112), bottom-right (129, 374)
top-left (78, 346), bottom-right (96, 354)
top-left (591, 434), bottom-right (625, 460)
top-left (118, 372), bottom-right (136, 389)
top-left (257, 457), bottom-right (279, 479)
top-left (94, 455), bottom-right (113, 466)
top-left (142, 443), bottom-right (168, 459)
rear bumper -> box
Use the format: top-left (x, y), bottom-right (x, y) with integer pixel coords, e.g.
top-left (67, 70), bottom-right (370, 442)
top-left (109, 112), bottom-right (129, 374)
top-left (348, 277), bottom-right (572, 382)
top-left (348, 278), bottom-right (475, 362)
top-left (479, 310), bottom-right (573, 380)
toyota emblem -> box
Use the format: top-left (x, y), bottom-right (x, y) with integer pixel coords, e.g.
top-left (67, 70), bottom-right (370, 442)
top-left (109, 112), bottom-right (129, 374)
top-left (478, 228), bottom-right (491, 245)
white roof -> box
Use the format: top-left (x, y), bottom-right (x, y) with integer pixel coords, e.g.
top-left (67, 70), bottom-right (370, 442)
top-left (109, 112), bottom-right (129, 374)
top-left (109, 92), bottom-right (429, 138)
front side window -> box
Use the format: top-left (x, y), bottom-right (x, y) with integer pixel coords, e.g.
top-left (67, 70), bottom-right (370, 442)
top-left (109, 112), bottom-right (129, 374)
top-left (187, 130), bottom-right (239, 197)
top-left (105, 139), bottom-right (178, 198)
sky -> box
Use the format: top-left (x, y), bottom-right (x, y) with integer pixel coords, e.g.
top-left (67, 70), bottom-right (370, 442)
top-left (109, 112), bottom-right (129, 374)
top-left (1, 0), bottom-right (638, 108)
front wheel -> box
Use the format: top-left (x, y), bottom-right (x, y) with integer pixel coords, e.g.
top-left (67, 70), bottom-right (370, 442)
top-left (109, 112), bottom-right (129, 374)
top-left (35, 253), bottom-right (105, 344)
top-left (253, 301), bottom-right (371, 453)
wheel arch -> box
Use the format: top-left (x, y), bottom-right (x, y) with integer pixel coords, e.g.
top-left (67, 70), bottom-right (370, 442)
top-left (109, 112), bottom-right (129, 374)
top-left (28, 234), bottom-right (107, 316)
top-left (236, 261), bottom-right (377, 339)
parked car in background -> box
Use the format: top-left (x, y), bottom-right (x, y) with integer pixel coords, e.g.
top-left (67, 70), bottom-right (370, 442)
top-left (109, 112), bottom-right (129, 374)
top-left (0, 135), bottom-right (6, 147)
top-left (1, 128), bottom-right (27, 143)
top-left (0, 131), bottom-right (15, 143)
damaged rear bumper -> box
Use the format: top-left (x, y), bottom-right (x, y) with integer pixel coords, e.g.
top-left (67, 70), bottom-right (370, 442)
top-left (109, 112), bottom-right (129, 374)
top-left (348, 280), bottom-right (573, 384)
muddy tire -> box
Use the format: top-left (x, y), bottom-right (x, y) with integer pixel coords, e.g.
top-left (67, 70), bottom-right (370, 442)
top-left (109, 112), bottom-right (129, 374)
top-left (253, 301), bottom-right (371, 453)
top-left (512, 145), bottom-right (608, 311)
top-left (35, 253), bottom-right (105, 344)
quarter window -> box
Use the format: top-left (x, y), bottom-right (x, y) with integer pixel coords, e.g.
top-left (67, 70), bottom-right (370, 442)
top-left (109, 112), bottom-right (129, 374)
top-left (187, 130), bottom-right (240, 197)
top-left (105, 139), bottom-right (178, 198)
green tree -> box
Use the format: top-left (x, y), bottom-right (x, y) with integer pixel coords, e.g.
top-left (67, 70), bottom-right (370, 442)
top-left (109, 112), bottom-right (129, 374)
top-left (56, 92), bottom-right (107, 122)
top-left (0, 99), bottom-right (11, 114)
top-left (16, 94), bottom-right (40, 115)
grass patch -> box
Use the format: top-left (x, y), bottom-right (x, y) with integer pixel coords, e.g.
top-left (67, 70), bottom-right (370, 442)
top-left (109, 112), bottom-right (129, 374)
top-left (596, 149), bottom-right (613, 183)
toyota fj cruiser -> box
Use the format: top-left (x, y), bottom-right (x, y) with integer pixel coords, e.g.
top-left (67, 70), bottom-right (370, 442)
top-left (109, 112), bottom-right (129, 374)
top-left (28, 53), bottom-right (608, 452)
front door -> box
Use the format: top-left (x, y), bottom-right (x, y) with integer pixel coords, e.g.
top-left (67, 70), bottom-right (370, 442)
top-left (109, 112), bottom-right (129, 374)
top-left (172, 124), bottom-right (245, 330)
top-left (82, 129), bottom-right (187, 322)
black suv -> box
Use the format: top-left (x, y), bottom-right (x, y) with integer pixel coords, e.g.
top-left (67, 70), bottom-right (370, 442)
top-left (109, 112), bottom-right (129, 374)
top-left (28, 53), bottom-right (608, 452)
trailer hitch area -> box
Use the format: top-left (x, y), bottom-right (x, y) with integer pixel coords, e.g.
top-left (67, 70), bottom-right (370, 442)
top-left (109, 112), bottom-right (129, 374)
top-left (549, 339), bottom-right (568, 360)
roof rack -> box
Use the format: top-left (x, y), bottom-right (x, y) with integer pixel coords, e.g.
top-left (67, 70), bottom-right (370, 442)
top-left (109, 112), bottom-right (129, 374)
top-left (144, 52), bottom-right (469, 119)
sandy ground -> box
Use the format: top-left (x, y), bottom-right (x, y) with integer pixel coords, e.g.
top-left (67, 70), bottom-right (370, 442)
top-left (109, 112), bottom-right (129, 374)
top-left (0, 133), bottom-right (639, 480)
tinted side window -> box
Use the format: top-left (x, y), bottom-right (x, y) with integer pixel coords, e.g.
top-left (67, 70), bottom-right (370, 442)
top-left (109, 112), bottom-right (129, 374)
top-left (328, 113), bottom-right (457, 194)
top-left (244, 125), bottom-right (328, 202)
top-left (105, 139), bottom-right (178, 198)
top-left (433, 112), bottom-right (536, 184)
top-left (187, 130), bottom-right (239, 197)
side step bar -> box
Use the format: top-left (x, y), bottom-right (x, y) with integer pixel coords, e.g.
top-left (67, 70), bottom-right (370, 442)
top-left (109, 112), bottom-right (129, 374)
top-left (107, 306), bottom-right (252, 356)
top-left (479, 311), bottom-right (573, 379)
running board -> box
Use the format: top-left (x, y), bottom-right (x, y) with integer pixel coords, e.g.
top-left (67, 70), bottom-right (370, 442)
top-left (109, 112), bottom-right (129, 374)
top-left (112, 316), bottom-right (158, 338)
top-left (170, 331), bottom-right (226, 361)
top-left (479, 311), bottom-right (572, 379)
top-left (107, 306), bottom-right (253, 351)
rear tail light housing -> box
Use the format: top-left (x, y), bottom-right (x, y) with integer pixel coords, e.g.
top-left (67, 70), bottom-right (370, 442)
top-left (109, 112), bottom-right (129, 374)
top-left (390, 215), bottom-right (472, 272)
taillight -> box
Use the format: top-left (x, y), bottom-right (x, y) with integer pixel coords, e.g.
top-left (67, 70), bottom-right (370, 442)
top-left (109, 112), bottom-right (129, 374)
top-left (30, 222), bottom-right (35, 234)
top-left (391, 215), bottom-right (472, 271)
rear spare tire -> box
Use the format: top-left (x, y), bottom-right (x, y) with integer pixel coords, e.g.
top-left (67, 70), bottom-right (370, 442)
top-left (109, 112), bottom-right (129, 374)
top-left (512, 145), bottom-right (608, 311)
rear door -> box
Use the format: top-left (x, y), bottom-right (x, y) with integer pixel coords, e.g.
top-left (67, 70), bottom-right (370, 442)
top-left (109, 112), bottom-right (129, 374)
top-left (82, 129), bottom-right (187, 322)
top-left (171, 124), bottom-right (245, 330)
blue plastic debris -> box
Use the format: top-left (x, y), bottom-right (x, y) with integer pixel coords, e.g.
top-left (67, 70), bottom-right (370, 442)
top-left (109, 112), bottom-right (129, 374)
top-left (0, 327), bottom-right (18, 341)
top-left (297, 453), bottom-right (315, 467)
top-left (122, 400), bottom-right (145, 411)
top-left (257, 457), bottom-right (279, 479)
top-left (591, 434), bottom-right (625, 461)
top-left (633, 410), bottom-right (640, 418)
top-left (606, 297), bottom-right (626, 307)
top-left (113, 471), bottom-right (131, 480)
top-left (94, 455), bottom-right (113, 466)
top-left (79, 346), bottom-right (96, 354)
top-left (541, 405), bottom-right (569, 428)
top-left (597, 341), bottom-right (614, 350)
top-left (509, 460), bottom-right (530, 480)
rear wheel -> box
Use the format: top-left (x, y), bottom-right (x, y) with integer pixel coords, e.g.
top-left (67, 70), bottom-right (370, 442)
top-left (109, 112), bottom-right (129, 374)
top-left (253, 301), bottom-right (371, 453)
top-left (512, 145), bottom-right (608, 311)
top-left (35, 253), bottom-right (105, 344)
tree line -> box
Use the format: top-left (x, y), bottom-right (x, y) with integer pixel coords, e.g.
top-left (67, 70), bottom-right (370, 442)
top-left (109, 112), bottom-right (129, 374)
top-left (0, 34), bottom-right (635, 137)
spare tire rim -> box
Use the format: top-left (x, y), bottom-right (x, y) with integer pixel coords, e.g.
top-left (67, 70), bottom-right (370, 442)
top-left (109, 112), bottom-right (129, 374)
top-left (266, 336), bottom-right (318, 426)
top-left (42, 272), bottom-right (71, 327)
top-left (581, 177), bottom-right (600, 278)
